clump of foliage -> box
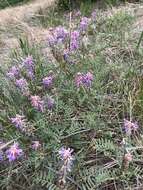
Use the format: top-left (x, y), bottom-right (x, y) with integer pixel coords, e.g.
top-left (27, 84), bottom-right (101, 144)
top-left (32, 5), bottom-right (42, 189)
top-left (0, 0), bottom-right (30, 9)
top-left (1, 5), bottom-right (143, 190)
top-left (57, 0), bottom-right (130, 11)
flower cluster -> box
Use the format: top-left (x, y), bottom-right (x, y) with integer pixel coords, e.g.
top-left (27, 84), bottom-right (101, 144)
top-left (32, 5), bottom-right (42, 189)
top-left (31, 141), bottom-right (41, 150)
top-left (59, 147), bottom-right (74, 172)
top-left (16, 78), bottom-right (29, 95)
top-left (0, 140), bottom-right (41, 163)
top-left (0, 151), bottom-right (3, 161)
top-left (47, 15), bottom-right (92, 67)
top-left (30, 95), bottom-right (44, 112)
top-left (42, 75), bottom-right (54, 88)
top-left (54, 26), bottom-right (68, 42)
top-left (124, 152), bottom-right (133, 162)
top-left (7, 66), bottom-right (19, 79)
top-left (45, 97), bottom-right (55, 110)
top-left (75, 72), bottom-right (93, 88)
top-left (23, 56), bottom-right (34, 69)
top-left (70, 31), bottom-right (80, 51)
top-left (48, 34), bottom-right (57, 47)
top-left (6, 56), bottom-right (35, 96)
top-left (11, 114), bottom-right (25, 130)
top-left (91, 10), bottom-right (96, 21)
top-left (22, 56), bottom-right (35, 79)
top-left (123, 119), bottom-right (139, 136)
top-left (80, 17), bottom-right (89, 32)
top-left (6, 143), bottom-right (23, 162)
top-left (122, 151), bottom-right (133, 170)
top-left (75, 10), bottom-right (81, 17)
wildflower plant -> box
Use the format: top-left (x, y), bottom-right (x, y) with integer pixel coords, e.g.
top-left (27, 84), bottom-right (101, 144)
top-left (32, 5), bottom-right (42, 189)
top-left (0, 5), bottom-right (143, 190)
top-left (58, 147), bottom-right (74, 186)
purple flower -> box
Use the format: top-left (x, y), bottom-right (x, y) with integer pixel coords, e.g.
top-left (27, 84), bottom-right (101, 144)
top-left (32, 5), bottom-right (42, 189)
top-left (70, 31), bottom-right (80, 51)
top-left (75, 10), bottom-right (81, 17)
top-left (15, 78), bottom-right (29, 95)
top-left (59, 147), bottom-right (74, 172)
top-left (7, 66), bottom-right (20, 79)
top-left (75, 72), bottom-right (93, 88)
top-left (82, 72), bottom-right (93, 87)
top-left (10, 114), bottom-right (25, 129)
top-left (23, 56), bottom-right (34, 70)
top-left (6, 143), bottom-right (23, 162)
top-left (42, 75), bottom-right (53, 88)
top-left (80, 17), bottom-right (89, 31)
top-left (63, 49), bottom-right (75, 64)
top-left (30, 95), bottom-right (44, 112)
top-left (71, 31), bottom-right (80, 40)
top-left (16, 78), bottom-right (28, 89)
top-left (23, 56), bottom-right (35, 79)
top-left (75, 72), bottom-right (83, 87)
top-left (46, 97), bottom-right (54, 110)
top-left (54, 26), bottom-right (68, 42)
top-left (123, 119), bottom-right (139, 135)
top-left (63, 49), bottom-right (69, 61)
top-left (70, 41), bottom-right (79, 51)
top-left (59, 147), bottom-right (73, 160)
top-left (27, 70), bottom-right (35, 80)
top-left (47, 34), bottom-right (57, 46)
top-left (91, 10), bottom-right (96, 21)
top-left (0, 151), bottom-right (3, 161)
top-left (124, 152), bottom-right (133, 162)
top-left (31, 141), bottom-right (41, 150)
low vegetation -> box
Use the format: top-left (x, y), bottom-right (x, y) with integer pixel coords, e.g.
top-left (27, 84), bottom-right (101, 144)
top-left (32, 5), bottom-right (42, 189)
top-left (0, 0), bottom-right (30, 9)
top-left (0, 0), bottom-right (143, 189)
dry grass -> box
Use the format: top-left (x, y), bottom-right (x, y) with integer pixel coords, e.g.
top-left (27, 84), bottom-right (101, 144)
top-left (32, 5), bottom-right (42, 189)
top-left (0, 0), bottom-right (55, 65)
top-left (0, 0), bottom-right (55, 24)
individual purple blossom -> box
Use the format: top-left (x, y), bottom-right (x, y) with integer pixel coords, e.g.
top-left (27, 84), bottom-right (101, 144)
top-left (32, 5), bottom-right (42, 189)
top-left (23, 56), bottom-right (34, 70)
top-left (47, 97), bottom-right (54, 110)
top-left (31, 141), bottom-right (41, 150)
top-left (63, 49), bottom-right (69, 61)
top-left (124, 152), bottom-right (133, 162)
top-left (27, 70), bottom-right (35, 80)
top-left (54, 26), bottom-right (68, 42)
top-left (59, 147), bottom-right (74, 172)
top-left (30, 95), bottom-right (44, 112)
top-left (59, 147), bottom-right (73, 160)
top-left (123, 119), bottom-right (139, 135)
top-left (91, 10), bottom-right (96, 21)
top-left (47, 34), bottom-right (57, 46)
top-left (15, 78), bottom-right (29, 95)
top-left (75, 10), bottom-right (81, 17)
top-left (7, 66), bottom-right (20, 79)
top-left (10, 114), bottom-right (25, 129)
top-left (0, 151), bottom-right (3, 161)
top-left (75, 72), bottom-right (93, 88)
top-left (80, 17), bottom-right (89, 31)
top-left (82, 72), bottom-right (93, 87)
top-left (75, 72), bottom-right (83, 87)
top-left (6, 143), bottom-right (23, 162)
top-left (63, 49), bottom-right (75, 64)
top-left (70, 31), bottom-right (80, 51)
top-left (42, 75), bottom-right (54, 88)
top-left (71, 31), bottom-right (80, 40)
top-left (70, 40), bottom-right (79, 51)
top-left (16, 78), bottom-right (28, 89)
top-left (23, 56), bottom-right (35, 79)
